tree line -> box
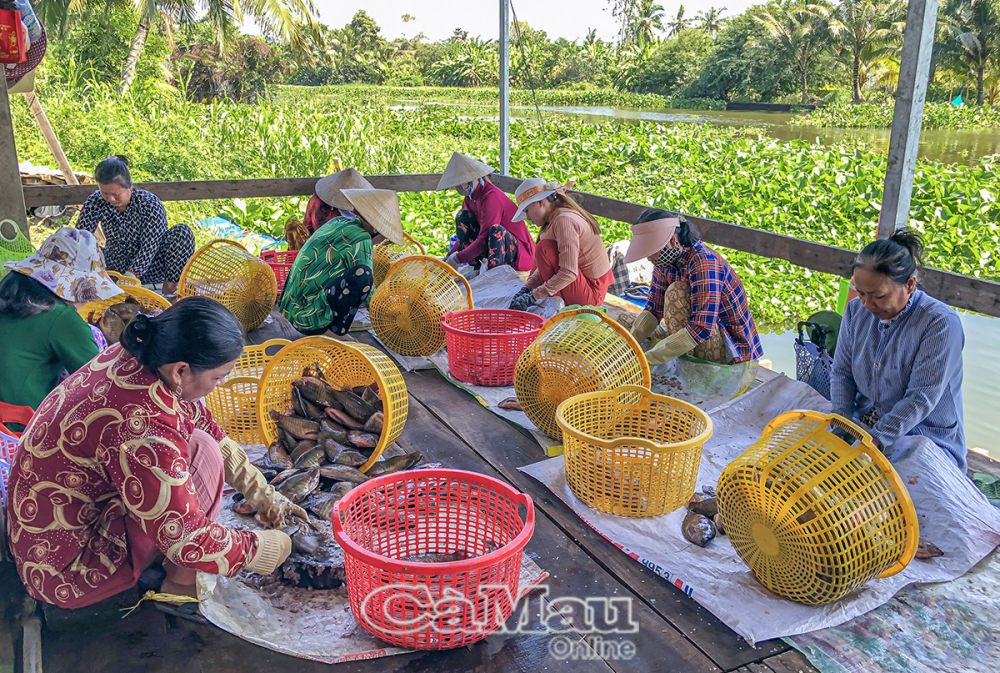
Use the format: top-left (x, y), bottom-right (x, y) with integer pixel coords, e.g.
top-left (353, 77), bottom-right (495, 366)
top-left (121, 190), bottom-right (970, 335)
top-left (33, 0), bottom-right (1000, 106)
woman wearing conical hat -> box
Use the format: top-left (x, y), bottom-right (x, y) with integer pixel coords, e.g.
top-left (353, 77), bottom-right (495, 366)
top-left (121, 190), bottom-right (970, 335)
top-left (279, 173), bottom-right (404, 335)
top-left (437, 152), bottom-right (535, 273)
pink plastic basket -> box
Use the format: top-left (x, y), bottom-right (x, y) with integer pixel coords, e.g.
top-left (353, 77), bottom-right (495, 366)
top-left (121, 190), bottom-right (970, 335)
top-left (260, 250), bottom-right (299, 294)
top-left (332, 468), bottom-right (535, 650)
top-left (441, 309), bottom-right (544, 387)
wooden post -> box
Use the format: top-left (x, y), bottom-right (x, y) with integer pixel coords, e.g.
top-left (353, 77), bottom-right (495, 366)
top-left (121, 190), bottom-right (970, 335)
top-left (0, 83), bottom-right (28, 235)
top-left (23, 92), bottom-right (78, 185)
top-left (879, 0), bottom-right (939, 238)
top-left (499, 0), bottom-right (510, 175)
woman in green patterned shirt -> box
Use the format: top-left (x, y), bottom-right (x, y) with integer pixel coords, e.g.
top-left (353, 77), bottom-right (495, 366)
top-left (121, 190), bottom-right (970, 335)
top-left (279, 186), bottom-right (404, 335)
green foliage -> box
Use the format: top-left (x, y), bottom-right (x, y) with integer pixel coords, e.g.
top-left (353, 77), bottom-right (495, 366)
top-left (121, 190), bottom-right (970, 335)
top-left (796, 101), bottom-right (1000, 127)
top-left (632, 29), bottom-right (713, 96)
top-left (172, 34), bottom-right (282, 103)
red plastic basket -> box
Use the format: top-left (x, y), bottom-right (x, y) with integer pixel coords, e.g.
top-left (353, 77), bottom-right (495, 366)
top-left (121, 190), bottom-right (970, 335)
top-left (0, 402), bottom-right (30, 506)
top-left (332, 468), bottom-right (535, 650)
top-left (441, 309), bottom-right (545, 387)
top-left (260, 250), bottom-right (299, 293)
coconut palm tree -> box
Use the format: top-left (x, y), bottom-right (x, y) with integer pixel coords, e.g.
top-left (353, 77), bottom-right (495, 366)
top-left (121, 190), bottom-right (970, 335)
top-left (755, 1), bottom-right (833, 104)
top-left (631, 0), bottom-right (666, 48)
top-left (666, 5), bottom-right (691, 37)
top-left (940, 0), bottom-right (1000, 105)
top-left (828, 0), bottom-right (904, 103)
top-left (697, 6), bottom-right (728, 39)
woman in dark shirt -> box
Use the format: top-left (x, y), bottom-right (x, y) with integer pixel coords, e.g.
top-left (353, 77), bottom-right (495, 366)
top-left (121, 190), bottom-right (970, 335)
top-left (76, 156), bottom-right (195, 294)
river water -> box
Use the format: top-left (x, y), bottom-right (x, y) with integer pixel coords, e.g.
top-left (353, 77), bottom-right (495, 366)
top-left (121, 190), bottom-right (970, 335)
top-left (522, 103), bottom-right (1000, 459)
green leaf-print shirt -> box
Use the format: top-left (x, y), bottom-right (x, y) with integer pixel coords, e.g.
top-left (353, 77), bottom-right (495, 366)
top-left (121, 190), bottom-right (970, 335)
top-left (279, 217), bottom-right (373, 332)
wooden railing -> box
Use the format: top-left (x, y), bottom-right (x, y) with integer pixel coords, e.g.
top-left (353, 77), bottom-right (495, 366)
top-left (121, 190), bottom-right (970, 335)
top-left (22, 173), bottom-right (1000, 319)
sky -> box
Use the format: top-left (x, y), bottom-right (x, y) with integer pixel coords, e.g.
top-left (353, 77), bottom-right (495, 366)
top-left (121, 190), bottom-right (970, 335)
top-left (306, 1), bottom-right (768, 42)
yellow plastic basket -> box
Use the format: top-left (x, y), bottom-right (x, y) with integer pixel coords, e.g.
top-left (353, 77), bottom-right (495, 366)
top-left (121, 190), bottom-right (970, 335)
top-left (372, 231), bottom-right (426, 287)
top-left (514, 309), bottom-right (651, 440)
top-left (205, 339), bottom-right (289, 444)
top-left (107, 271), bottom-right (141, 287)
top-left (77, 285), bottom-right (172, 323)
top-left (717, 410), bottom-right (919, 605)
top-left (556, 385), bottom-right (713, 517)
top-left (369, 255), bottom-right (473, 357)
top-left (256, 336), bottom-right (408, 472)
top-left (178, 239), bottom-right (277, 332)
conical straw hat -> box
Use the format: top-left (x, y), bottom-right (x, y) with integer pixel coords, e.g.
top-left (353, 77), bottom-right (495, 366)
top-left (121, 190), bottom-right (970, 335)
top-left (341, 189), bottom-right (405, 246)
top-left (315, 168), bottom-right (374, 211)
top-left (436, 152), bottom-right (494, 190)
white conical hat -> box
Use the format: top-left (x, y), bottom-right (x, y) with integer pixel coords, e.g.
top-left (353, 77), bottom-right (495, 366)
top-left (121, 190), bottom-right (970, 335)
top-left (315, 168), bottom-right (374, 211)
top-left (436, 152), bottom-right (494, 190)
top-left (341, 189), bottom-right (405, 246)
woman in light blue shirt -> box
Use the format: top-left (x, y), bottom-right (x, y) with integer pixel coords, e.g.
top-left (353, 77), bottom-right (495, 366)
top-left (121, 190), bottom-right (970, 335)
top-left (831, 231), bottom-right (966, 471)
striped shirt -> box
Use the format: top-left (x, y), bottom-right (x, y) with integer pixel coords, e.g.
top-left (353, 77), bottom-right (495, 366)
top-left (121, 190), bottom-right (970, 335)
top-left (644, 241), bottom-right (763, 363)
top-left (831, 290), bottom-right (966, 471)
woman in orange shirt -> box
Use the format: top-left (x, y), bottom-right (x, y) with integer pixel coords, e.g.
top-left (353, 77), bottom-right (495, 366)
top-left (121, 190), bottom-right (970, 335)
top-left (509, 178), bottom-right (613, 309)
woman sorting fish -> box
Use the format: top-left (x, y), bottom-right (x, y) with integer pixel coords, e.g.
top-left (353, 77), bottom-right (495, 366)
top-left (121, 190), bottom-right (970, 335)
top-left (508, 178), bottom-right (614, 310)
top-left (279, 181), bottom-right (404, 336)
top-left (831, 231), bottom-right (967, 471)
top-left (0, 227), bottom-right (122, 409)
top-left (438, 152), bottom-right (535, 273)
top-left (624, 209), bottom-right (763, 366)
top-left (5, 297), bottom-right (304, 620)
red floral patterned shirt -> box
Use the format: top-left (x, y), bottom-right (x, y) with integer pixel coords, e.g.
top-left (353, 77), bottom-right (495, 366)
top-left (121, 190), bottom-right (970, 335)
top-left (5, 345), bottom-right (259, 609)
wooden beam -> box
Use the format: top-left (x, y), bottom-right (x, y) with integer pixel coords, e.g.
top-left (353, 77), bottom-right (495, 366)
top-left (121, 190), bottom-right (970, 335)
top-left (23, 92), bottom-right (78, 185)
top-left (880, 0), bottom-right (939, 237)
top-left (0, 83), bottom-right (28, 235)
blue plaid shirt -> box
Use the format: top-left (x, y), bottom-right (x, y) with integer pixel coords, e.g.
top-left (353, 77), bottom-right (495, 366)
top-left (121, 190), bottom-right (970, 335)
top-left (644, 241), bottom-right (763, 363)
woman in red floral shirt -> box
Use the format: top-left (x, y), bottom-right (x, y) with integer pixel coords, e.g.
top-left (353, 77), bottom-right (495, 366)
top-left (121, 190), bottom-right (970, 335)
top-left (5, 297), bottom-right (303, 612)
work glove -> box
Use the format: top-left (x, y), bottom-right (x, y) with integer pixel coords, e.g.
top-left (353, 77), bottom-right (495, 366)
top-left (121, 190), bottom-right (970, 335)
top-left (509, 287), bottom-right (534, 311)
top-left (246, 529), bottom-right (292, 575)
top-left (644, 328), bottom-right (698, 367)
top-left (630, 310), bottom-right (660, 343)
top-left (219, 437), bottom-right (308, 527)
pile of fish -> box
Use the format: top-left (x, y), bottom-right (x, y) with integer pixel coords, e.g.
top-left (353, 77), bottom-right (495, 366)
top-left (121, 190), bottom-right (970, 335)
top-left (88, 296), bottom-right (147, 344)
top-left (233, 364), bottom-right (424, 588)
top-left (681, 490), bottom-right (724, 548)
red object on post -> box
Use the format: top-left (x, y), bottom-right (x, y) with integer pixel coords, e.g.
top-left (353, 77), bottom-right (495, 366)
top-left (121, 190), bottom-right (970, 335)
top-left (0, 10), bottom-right (27, 64)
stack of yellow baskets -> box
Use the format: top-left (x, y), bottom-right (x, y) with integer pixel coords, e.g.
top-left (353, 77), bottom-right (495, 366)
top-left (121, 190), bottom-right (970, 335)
top-left (556, 385), bottom-right (713, 517)
top-left (368, 256), bottom-right (473, 357)
top-left (514, 309), bottom-right (650, 440)
top-left (204, 339), bottom-right (289, 444)
top-left (178, 239), bottom-right (277, 332)
top-left (256, 336), bottom-right (408, 473)
top-left (717, 411), bottom-right (919, 604)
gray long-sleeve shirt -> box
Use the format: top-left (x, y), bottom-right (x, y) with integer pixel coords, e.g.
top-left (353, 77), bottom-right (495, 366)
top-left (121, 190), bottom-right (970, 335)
top-left (831, 290), bottom-right (966, 471)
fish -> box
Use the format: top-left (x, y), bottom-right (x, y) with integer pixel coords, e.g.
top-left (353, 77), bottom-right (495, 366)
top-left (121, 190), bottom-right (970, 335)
top-left (334, 450), bottom-right (368, 467)
top-left (713, 513), bottom-right (725, 536)
top-left (347, 430), bottom-right (379, 450)
top-left (318, 419), bottom-right (349, 444)
top-left (292, 376), bottom-right (342, 410)
top-left (320, 437), bottom-right (352, 463)
top-left (915, 542), bottom-right (944, 560)
top-left (304, 491), bottom-right (342, 521)
top-left (293, 387), bottom-right (327, 421)
top-left (682, 511), bottom-right (717, 547)
top-left (687, 495), bottom-right (718, 518)
top-left (256, 468), bottom-right (278, 483)
top-left (318, 464), bottom-right (369, 484)
top-left (332, 389), bottom-right (377, 422)
top-left (231, 497), bottom-right (256, 515)
top-left (363, 411), bottom-right (384, 435)
top-left (269, 410), bottom-right (320, 440)
top-left (266, 441), bottom-right (294, 470)
top-left (293, 447), bottom-right (326, 469)
top-left (107, 298), bottom-right (142, 325)
top-left (325, 406), bottom-right (364, 430)
top-left (276, 468), bottom-right (321, 503)
top-left (498, 397), bottom-right (522, 411)
top-left (270, 468), bottom-right (303, 486)
top-left (277, 427), bottom-right (299, 453)
top-left (361, 385), bottom-right (381, 407)
top-left (97, 310), bottom-right (126, 344)
top-left (289, 439), bottom-right (318, 463)
top-left (366, 451), bottom-right (422, 477)
top-left (290, 532), bottom-right (323, 557)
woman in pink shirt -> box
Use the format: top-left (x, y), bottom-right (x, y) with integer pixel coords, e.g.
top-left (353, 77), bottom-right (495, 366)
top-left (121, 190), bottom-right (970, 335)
top-left (437, 152), bottom-right (535, 272)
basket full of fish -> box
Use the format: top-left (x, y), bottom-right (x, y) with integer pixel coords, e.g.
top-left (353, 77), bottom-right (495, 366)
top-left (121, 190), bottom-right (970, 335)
top-left (78, 285), bottom-right (172, 344)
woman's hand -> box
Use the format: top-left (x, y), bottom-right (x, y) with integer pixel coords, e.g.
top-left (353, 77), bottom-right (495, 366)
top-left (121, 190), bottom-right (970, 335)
top-left (256, 491), bottom-right (309, 528)
top-left (531, 287), bottom-right (549, 302)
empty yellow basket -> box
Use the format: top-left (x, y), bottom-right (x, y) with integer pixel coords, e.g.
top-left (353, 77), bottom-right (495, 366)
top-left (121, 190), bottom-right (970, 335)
top-left (178, 239), bottom-right (277, 332)
top-left (368, 255), bottom-right (473, 357)
top-left (256, 336), bottom-right (408, 473)
top-left (204, 339), bottom-right (289, 444)
top-left (717, 410), bottom-right (918, 605)
top-left (372, 231), bottom-right (426, 287)
top-left (557, 385), bottom-right (712, 517)
top-left (514, 309), bottom-right (650, 440)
